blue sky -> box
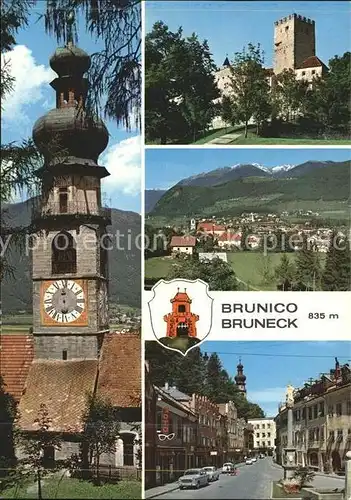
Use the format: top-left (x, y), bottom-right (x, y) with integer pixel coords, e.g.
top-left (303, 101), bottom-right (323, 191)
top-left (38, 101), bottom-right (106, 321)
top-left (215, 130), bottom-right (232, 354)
top-left (145, 148), bottom-right (351, 189)
top-left (146, 1), bottom-right (350, 68)
top-left (200, 341), bottom-right (351, 417)
top-left (2, 4), bottom-right (140, 212)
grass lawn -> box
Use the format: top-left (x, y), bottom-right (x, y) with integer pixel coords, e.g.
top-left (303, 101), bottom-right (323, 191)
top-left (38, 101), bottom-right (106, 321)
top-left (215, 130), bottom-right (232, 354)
top-left (232, 134), bottom-right (351, 145)
top-left (1, 476), bottom-right (141, 499)
top-left (145, 257), bottom-right (174, 280)
top-left (145, 252), bottom-right (326, 291)
top-left (271, 481), bottom-right (302, 498)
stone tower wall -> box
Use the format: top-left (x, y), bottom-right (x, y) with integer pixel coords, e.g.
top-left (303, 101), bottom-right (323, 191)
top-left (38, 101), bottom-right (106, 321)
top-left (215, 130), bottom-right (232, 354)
top-left (273, 14), bottom-right (315, 74)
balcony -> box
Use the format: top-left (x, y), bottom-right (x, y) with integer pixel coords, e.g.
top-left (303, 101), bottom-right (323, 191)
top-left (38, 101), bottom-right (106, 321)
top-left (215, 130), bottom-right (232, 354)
top-left (32, 201), bottom-right (112, 225)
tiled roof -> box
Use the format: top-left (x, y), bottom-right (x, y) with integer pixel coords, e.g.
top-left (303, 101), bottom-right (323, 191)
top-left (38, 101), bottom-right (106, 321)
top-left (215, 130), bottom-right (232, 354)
top-left (218, 232), bottom-right (241, 241)
top-left (198, 222), bottom-right (226, 232)
top-left (97, 332), bottom-right (141, 408)
top-left (299, 56), bottom-right (328, 69)
top-left (0, 334), bottom-right (34, 401)
top-left (18, 359), bottom-right (98, 433)
top-left (170, 235), bottom-right (196, 247)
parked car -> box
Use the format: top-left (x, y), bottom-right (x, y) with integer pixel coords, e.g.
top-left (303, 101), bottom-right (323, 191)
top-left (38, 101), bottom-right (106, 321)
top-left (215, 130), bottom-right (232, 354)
top-left (259, 454), bottom-right (265, 459)
top-left (202, 466), bottom-right (220, 482)
top-left (251, 457), bottom-right (257, 462)
top-left (245, 458), bottom-right (253, 465)
top-left (178, 469), bottom-right (209, 490)
top-left (222, 462), bottom-right (234, 473)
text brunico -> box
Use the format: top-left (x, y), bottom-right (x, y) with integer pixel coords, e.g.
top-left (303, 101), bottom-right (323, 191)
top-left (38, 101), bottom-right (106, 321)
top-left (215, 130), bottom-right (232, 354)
top-left (221, 303), bottom-right (298, 329)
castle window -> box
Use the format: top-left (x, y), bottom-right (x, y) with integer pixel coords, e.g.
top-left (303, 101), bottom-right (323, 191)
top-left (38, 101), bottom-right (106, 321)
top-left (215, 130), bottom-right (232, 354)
top-left (178, 305), bottom-right (185, 313)
top-left (62, 349), bottom-right (68, 360)
top-left (59, 187), bottom-right (68, 213)
top-left (285, 26), bottom-right (289, 31)
top-left (302, 71), bottom-right (306, 76)
top-left (312, 70), bottom-right (316, 75)
top-left (52, 232), bottom-right (77, 274)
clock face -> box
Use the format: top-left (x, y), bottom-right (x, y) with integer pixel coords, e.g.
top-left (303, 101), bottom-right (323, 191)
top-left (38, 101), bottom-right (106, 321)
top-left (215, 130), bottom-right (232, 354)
top-left (42, 279), bottom-right (87, 324)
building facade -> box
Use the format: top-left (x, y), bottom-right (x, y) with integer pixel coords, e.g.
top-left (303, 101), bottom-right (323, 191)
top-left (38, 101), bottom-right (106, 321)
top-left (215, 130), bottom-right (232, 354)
top-left (154, 386), bottom-right (197, 486)
top-left (249, 418), bottom-right (276, 455)
top-left (275, 360), bottom-right (351, 473)
top-left (273, 14), bottom-right (316, 74)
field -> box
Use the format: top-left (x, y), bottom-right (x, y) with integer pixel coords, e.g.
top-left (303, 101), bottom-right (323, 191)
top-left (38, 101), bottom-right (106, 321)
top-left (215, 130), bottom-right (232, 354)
top-left (193, 124), bottom-right (351, 145)
top-left (145, 252), bottom-right (327, 291)
top-left (1, 475), bottom-right (141, 499)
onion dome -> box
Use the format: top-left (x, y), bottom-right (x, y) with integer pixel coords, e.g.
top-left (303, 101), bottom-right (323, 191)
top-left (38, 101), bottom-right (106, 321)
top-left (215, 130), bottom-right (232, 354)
top-left (32, 20), bottom-right (109, 166)
top-left (49, 45), bottom-right (91, 78)
top-left (235, 358), bottom-right (247, 384)
top-left (33, 107), bottom-right (109, 165)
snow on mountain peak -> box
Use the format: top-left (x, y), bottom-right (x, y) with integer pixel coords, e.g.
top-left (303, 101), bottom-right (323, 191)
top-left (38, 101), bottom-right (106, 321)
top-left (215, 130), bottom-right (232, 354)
top-left (271, 164), bottom-right (296, 173)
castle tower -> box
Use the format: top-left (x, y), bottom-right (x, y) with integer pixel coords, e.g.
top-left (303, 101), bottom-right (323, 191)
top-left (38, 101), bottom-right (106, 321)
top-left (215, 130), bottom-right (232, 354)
top-left (31, 19), bottom-right (111, 361)
top-left (164, 289), bottom-right (199, 338)
top-left (234, 358), bottom-right (247, 396)
top-left (273, 13), bottom-right (316, 74)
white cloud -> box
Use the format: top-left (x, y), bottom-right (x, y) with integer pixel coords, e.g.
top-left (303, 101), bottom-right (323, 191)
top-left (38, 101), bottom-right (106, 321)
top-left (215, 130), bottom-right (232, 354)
top-left (1, 45), bottom-right (54, 124)
top-left (101, 135), bottom-right (141, 197)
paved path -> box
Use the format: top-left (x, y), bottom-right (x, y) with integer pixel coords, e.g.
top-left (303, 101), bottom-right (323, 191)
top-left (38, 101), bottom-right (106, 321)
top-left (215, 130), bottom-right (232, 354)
top-left (146, 458), bottom-right (345, 499)
top-left (207, 133), bottom-right (242, 145)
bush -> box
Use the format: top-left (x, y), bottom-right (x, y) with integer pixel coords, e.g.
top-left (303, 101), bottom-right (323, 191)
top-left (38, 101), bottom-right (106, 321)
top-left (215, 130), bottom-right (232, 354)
top-left (292, 466), bottom-right (315, 488)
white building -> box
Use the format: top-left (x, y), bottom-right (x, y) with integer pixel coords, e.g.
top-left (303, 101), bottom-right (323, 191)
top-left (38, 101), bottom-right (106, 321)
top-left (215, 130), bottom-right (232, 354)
top-left (170, 235), bottom-right (196, 255)
top-left (248, 417), bottom-right (276, 454)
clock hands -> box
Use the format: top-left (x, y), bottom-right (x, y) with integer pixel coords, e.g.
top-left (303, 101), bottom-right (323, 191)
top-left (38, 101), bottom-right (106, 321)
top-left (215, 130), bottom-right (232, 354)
top-left (61, 289), bottom-right (69, 314)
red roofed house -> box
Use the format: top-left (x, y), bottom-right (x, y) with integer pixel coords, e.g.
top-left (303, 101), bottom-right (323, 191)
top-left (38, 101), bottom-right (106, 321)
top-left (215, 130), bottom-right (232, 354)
top-left (197, 222), bottom-right (226, 237)
top-left (170, 235), bottom-right (196, 256)
top-left (218, 232), bottom-right (242, 249)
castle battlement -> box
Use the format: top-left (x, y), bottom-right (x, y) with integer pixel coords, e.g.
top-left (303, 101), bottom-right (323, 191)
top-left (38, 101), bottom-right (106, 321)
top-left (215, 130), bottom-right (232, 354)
top-left (274, 13), bottom-right (315, 26)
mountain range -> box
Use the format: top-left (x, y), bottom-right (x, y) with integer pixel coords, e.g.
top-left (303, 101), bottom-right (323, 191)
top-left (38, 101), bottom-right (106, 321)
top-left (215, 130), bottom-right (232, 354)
top-left (1, 200), bottom-right (141, 314)
top-left (146, 160), bottom-right (350, 216)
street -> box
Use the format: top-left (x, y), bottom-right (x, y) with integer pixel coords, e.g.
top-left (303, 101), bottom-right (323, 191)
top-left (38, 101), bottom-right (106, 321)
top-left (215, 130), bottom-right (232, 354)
top-left (151, 458), bottom-right (346, 499)
top-left (154, 458), bottom-right (282, 499)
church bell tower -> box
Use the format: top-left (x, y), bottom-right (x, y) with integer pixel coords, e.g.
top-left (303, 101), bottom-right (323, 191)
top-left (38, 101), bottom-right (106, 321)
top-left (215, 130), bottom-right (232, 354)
top-left (234, 359), bottom-right (247, 397)
top-left (31, 18), bottom-right (111, 361)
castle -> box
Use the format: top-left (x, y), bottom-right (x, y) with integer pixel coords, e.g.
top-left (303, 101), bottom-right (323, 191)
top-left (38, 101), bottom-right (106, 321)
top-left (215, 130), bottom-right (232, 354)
top-left (213, 13), bottom-right (328, 128)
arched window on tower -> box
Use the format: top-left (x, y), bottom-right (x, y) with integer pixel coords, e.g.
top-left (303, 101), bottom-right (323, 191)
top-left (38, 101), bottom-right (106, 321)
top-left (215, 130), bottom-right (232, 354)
top-left (52, 232), bottom-right (77, 274)
top-left (178, 305), bottom-right (185, 313)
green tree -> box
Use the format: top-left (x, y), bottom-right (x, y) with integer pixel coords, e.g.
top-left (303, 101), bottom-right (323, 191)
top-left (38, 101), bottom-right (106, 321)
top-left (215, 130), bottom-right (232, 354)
top-left (274, 254), bottom-right (296, 291)
top-left (82, 393), bottom-right (120, 485)
top-left (240, 225), bottom-right (251, 251)
top-left (305, 52), bottom-right (350, 132)
top-left (223, 44), bottom-right (270, 138)
top-left (295, 235), bottom-right (322, 290)
top-left (322, 231), bottom-right (350, 291)
top-left (43, 0), bottom-right (141, 129)
top-left (0, 377), bottom-right (17, 488)
top-left (272, 69), bottom-right (309, 122)
top-left (257, 254), bottom-right (274, 286)
top-left (15, 403), bottom-right (63, 500)
top-left (145, 22), bottom-right (219, 144)
top-left (167, 256), bottom-right (238, 291)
